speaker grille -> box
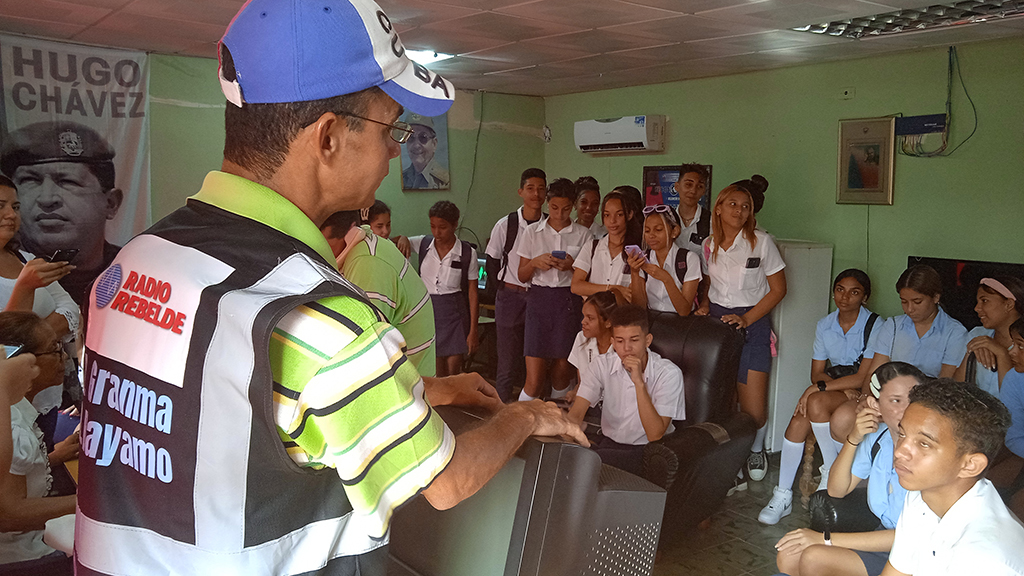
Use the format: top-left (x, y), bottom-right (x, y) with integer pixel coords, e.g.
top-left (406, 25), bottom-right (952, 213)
top-left (581, 522), bottom-right (660, 576)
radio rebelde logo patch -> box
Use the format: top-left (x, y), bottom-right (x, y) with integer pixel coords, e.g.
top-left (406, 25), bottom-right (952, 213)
top-left (97, 266), bottom-right (188, 334)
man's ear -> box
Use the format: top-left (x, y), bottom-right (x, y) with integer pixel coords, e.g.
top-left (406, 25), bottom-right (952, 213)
top-left (311, 112), bottom-right (346, 164)
top-left (645, 332), bottom-right (653, 348)
top-left (105, 188), bottom-right (124, 219)
top-left (958, 452), bottom-right (989, 480)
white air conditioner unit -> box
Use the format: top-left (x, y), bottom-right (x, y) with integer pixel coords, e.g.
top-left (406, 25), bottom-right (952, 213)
top-left (574, 115), bottom-right (665, 153)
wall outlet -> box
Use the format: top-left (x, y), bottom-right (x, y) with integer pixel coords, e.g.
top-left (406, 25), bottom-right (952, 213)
top-left (839, 86), bottom-right (856, 100)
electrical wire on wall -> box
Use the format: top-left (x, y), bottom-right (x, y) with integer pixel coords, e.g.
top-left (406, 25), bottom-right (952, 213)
top-left (898, 46), bottom-right (978, 157)
top-left (456, 91), bottom-right (487, 247)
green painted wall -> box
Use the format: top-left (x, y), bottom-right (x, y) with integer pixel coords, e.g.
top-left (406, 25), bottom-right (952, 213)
top-left (543, 37), bottom-right (1024, 317)
top-left (148, 53), bottom-right (546, 250)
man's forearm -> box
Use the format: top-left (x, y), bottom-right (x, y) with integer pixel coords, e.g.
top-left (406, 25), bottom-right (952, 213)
top-left (634, 380), bottom-right (668, 441)
top-left (832, 528), bottom-right (895, 552)
top-left (423, 403), bottom-right (537, 510)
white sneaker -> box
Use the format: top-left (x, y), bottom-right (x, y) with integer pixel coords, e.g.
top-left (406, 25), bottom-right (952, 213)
top-left (747, 449), bottom-right (768, 482)
top-left (758, 486), bottom-right (793, 525)
top-left (727, 475), bottom-right (748, 497)
top-left (817, 465), bottom-right (830, 492)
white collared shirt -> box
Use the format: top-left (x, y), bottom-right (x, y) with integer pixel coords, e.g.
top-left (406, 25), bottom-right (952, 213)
top-left (485, 207), bottom-right (546, 289)
top-left (577, 349), bottom-right (685, 445)
top-left (676, 203), bottom-right (708, 262)
top-left (573, 235), bottom-right (632, 288)
top-left (889, 479), bottom-right (1024, 576)
top-left (1, 398), bottom-right (55, 563)
top-left (644, 245), bottom-right (702, 313)
top-left (567, 331), bottom-right (615, 387)
top-left (587, 221), bottom-right (607, 239)
top-left (517, 220), bottom-right (590, 288)
top-left (703, 228), bottom-right (785, 308)
top-left (410, 236), bottom-right (478, 296)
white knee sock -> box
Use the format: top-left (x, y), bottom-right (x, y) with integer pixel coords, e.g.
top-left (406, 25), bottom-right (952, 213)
top-left (518, 390), bottom-right (537, 402)
top-left (752, 424), bottom-right (768, 453)
top-left (549, 385), bottom-right (570, 399)
top-left (778, 439), bottom-right (803, 491)
top-left (811, 421), bottom-right (840, 468)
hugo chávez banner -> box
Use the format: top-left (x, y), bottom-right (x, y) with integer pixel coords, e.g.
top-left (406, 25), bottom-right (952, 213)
top-left (0, 34), bottom-right (151, 304)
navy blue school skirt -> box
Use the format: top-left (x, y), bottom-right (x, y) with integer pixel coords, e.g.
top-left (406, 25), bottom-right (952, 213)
top-left (709, 302), bottom-right (772, 383)
top-left (431, 292), bottom-right (469, 357)
top-left (524, 286), bottom-right (582, 359)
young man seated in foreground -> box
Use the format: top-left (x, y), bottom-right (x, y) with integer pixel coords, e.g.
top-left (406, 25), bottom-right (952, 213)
top-left (882, 378), bottom-right (1024, 576)
top-left (567, 305), bottom-right (684, 475)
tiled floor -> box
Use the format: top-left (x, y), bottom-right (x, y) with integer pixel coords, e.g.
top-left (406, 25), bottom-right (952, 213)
top-left (652, 455), bottom-right (812, 576)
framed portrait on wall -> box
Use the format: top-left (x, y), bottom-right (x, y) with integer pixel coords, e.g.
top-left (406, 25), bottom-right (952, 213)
top-left (400, 111), bottom-right (450, 190)
top-left (642, 164), bottom-right (713, 210)
top-left (837, 117), bottom-right (894, 205)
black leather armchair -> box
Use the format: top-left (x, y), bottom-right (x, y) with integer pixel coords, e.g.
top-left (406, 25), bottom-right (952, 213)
top-left (641, 312), bottom-right (758, 542)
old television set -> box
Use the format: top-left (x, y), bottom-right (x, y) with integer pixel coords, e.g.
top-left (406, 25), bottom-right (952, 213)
top-left (388, 407), bottom-right (667, 576)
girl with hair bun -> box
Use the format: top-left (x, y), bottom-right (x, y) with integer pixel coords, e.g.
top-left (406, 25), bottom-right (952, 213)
top-left (954, 276), bottom-right (1024, 397)
top-left (697, 179), bottom-right (787, 488)
top-left (565, 291), bottom-right (618, 402)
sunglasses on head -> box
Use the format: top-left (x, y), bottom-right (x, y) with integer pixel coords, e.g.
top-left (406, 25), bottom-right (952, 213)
top-left (642, 204), bottom-right (679, 225)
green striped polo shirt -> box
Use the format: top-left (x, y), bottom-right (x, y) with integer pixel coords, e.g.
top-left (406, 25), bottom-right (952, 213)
top-left (193, 172), bottom-right (454, 540)
top-left (340, 228), bottom-right (436, 377)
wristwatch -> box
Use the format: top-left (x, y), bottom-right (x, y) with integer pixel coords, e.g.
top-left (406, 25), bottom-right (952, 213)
top-left (817, 380), bottom-right (827, 392)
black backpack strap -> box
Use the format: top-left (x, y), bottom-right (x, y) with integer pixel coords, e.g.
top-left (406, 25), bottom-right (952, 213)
top-left (417, 236), bottom-right (431, 275)
top-left (498, 211), bottom-right (518, 283)
top-left (857, 312), bottom-right (880, 365)
top-left (869, 431), bottom-right (885, 462)
top-left (585, 238), bottom-right (599, 282)
top-left (10, 248), bottom-right (27, 264)
top-left (459, 241), bottom-right (472, 297)
top-left (673, 247), bottom-right (689, 286)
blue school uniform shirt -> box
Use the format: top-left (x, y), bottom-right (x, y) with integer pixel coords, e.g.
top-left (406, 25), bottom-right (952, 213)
top-left (964, 326), bottom-right (1002, 399)
top-left (1002, 369), bottom-right (1024, 458)
top-left (867, 309), bottom-right (967, 377)
top-left (850, 424), bottom-right (905, 529)
top-left (812, 307), bottom-right (881, 367)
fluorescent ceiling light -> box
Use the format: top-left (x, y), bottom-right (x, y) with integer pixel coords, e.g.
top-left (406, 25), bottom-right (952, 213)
top-left (407, 50), bottom-right (455, 65)
top-left (793, 0), bottom-right (1024, 39)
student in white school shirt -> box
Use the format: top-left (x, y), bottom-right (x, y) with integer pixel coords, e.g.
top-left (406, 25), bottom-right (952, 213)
top-left (410, 201), bottom-right (479, 377)
top-left (628, 204), bottom-right (702, 316)
top-left (567, 304), bottom-right (684, 476)
top-left (574, 176), bottom-right (606, 240)
top-left (696, 182), bottom-right (787, 488)
top-left (572, 191), bottom-right (635, 304)
top-left (566, 291), bottom-right (618, 403)
top-left (517, 178), bottom-right (591, 401)
top-left (882, 378), bottom-right (1024, 576)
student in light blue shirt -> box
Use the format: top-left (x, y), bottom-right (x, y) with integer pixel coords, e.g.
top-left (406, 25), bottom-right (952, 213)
top-left (775, 362), bottom-right (929, 576)
top-left (989, 317), bottom-right (1024, 518)
top-left (954, 277), bottom-right (1024, 399)
top-left (830, 265), bottom-right (967, 441)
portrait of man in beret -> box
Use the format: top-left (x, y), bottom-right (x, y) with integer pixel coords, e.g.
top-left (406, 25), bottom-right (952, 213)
top-left (401, 113), bottom-right (449, 190)
top-left (1, 121), bottom-right (124, 304)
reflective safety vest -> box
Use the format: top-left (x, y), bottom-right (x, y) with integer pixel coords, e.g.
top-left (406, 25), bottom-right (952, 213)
top-left (76, 200), bottom-right (381, 575)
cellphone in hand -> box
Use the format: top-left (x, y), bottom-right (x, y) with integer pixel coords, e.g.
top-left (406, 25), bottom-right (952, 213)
top-left (551, 250), bottom-right (567, 260)
top-left (3, 344), bottom-right (25, 359)
top-left (45, 249), bottom-right (79, 264)
top-left (624, 245), bottom-right (645, 261)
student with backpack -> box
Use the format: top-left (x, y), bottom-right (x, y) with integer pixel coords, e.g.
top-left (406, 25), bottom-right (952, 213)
top-left (627, 204), bottom-right (702, 315)
top-left (484, 169), bottom-right (547, 401)
top-left (411, 201), bottom-right (479, 377)
top-left (516, 178), bottom-right (591, 401)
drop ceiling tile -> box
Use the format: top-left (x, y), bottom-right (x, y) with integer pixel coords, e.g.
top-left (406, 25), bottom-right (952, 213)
top-left (602, 14), bottom-right (771, 42)
top-left (538, 51), bottom-right (663, 75)
top-left (614, 41), bottom-right (734, 61)
top-left (0, 15), bottom-right (88, 39)
top-left (0, 0), bottom-right (111, 27)
top-left (427, 55), bottom-right (530, 75)
top-left (530, 29), bottom-right (671, 53)
top-left (766, 38), bottom-right (898, 61)
top-left (699, 0), bottom-right (894, 28)
top-left (121, 0), bottom-right (241, 27)
top-left (416, 12), bottom-right (585, 44)
top-left (462, 41), bottom-right (591, 65)
top-left (72, 26), bottom-right (196, 53)
top-left (397, 27), bottom-right (510, 55)
top-left (376, 0), bottom-right (480, 28)
top-left (75, 12), bottom-right (227, 45)
top-left (496, 0), bottom-right (676, 29)
top-left (419, 0), bottom-right (531, 10)
top-left (177, 41), bottom-right (220, 59)
top-left (617, 0), bottom-right (753, 14)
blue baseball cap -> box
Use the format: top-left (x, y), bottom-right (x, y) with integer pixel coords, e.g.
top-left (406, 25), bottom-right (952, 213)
top-left (218, 0), bottom-right (454, 117)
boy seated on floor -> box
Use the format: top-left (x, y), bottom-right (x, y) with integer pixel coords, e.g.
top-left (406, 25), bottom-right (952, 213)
top-left (881, 378), bottom-right (1024, 576)
top-left (567, 304), bottom-right (684, 475)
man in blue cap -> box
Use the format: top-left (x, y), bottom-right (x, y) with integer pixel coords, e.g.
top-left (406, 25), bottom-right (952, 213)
top-left (75, 1), bottom-right (587, 575)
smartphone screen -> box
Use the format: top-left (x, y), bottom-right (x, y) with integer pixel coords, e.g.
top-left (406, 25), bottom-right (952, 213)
top-left (3, 344), bottom-right (24, 359)
top-left (47, 249), bottom-right (79, 264)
